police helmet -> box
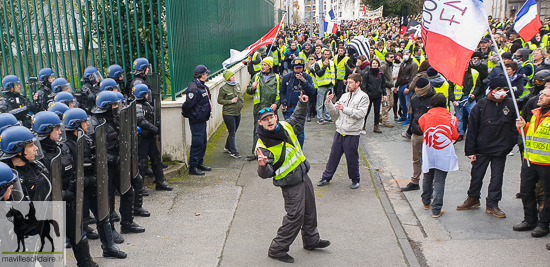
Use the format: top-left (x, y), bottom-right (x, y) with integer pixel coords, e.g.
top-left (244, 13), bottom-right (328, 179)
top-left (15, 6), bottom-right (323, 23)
top-left (0, 126), bottom-right (41, 160)
top-left (93, 91), bottom-right (120, 113)
top-left (534, 70), bottom-right (550, 87)
top-left (51, 78), bottom-right (72, 93)
top-left (2, 75), bottom-right (21, 92)
top-left (114, 91), bottom-right (125, 102)
top-left (0, 162), bottom-right (23, 201)
top-left (132, 84), bottom-right (150, 100)
top-left (131, 58), bottom-right (151, 75)
top-left (0, 114), bottom-right (21, 135)
top-left (38, 68), bottom-right (55, 82)
top-left (63, 108), bottom-right (89, 131)
top-left (291, 57), bottom-right (306, 69)
top-left (48, 102), bottom-right (70, 119)
top-left (54, 91), bottom-right (75, 105)
top-left (107, 64), bottom-right (124, 79)
top-left (100, 78), bottom-right (120, 92)
top-left (81, 66), bottom-right (103, 83)
top-left (32, 111), bottom-right (63, 140)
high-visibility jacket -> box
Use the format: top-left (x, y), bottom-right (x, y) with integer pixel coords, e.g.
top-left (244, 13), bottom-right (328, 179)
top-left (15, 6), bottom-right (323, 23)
top-left (405, 39), bottom-right (414, 50)
top-left (375, 48), bottom-right (387, 60)
top-left (334, 56), bottom-right (349, 80)
top-left (255, 121), bottom-right (306, 180)
top-left (316, 61), bottom-right (336, 86)
top-left (524, 108), bottom-right (550, 165)
top-left (253, 73), bottom-right (280, 105)
top-left (412, 55), bottom-right (426, 69)
top-left (251, 51), bottom-right (262, 72)
top-left (526, 42), bottom-right (538, 50)
top-left (434, 81), bottom-right (450, 110)
top-left (273, 50), bottom-right (280, 66)
top-left (523, 60), bottom-right (535, 82)
top-left (454, 69), bottom-right (479, 99)
top-left (305, 68), bottom-right (317, 88)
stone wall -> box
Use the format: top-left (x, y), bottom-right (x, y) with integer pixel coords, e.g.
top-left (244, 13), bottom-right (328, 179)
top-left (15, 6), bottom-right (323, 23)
top-left (159, 63), bottom-right (251, 165)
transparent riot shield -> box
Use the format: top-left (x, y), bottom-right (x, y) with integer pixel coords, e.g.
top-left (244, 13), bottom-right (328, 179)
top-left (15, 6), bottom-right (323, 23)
top-left (50, 148), bottom-right (63, 202)
top-left (131, 102), bottom-right (139, 180)
top-left (94, 120), bottom-right (109, 222)
top-left (75, 133), bottom-right (85, 244)
top-left (119, 102), bottom-right (132, 195)
top-left (147, 73), bottom-right (162, 153)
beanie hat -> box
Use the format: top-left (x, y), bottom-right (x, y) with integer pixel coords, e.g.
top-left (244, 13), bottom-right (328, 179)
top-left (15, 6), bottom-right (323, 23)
top-left (416, 77), bottom-right (430, 89)
top-left (472, 52), bottom-right (482, 59)
top-left (262, 57), bottom-right (274, 68)
top-left (223, 70), bottom-right (234, 81)
top-left (427, 67), bottom-right (438, 77)
top-left (489, 75), bottom-right (508, 89)
top-left (501, 52), bottom-right (513, 60)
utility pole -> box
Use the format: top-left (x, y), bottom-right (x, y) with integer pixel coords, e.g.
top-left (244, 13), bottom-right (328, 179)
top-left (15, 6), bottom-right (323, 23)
top-left (319, 0), bottom-right (324, 38)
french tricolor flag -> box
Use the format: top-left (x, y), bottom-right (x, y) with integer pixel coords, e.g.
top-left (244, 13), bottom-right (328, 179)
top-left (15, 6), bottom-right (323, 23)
top-left (324, 9), bottom-right (338, 34)
top-left (421, 0), bottom-right (488, 86)
top-left (514, 0), bottom-right (543, 42)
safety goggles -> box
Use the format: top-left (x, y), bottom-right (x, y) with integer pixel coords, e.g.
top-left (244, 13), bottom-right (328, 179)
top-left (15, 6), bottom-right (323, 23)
top-left (293, 59), bottom-right (305, 65)
top-left (534, 79), bottom-right (545, 86)
top-left (259, 107), bottom-right (273, 114)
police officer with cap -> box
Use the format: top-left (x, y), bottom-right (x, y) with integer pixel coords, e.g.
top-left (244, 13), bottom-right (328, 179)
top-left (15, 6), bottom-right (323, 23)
top-left (36, 67), bottom-right (56, 111)
top-left (0, 75), bottom-right (41, 128)
top-left (181, 65), bottom-right (212, 175)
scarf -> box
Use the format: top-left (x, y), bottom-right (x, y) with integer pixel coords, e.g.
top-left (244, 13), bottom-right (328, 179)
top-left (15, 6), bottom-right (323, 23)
top-left (369, 68), bottom-right (380, 76)
top-left (256, 123), bottom-right (291, 148)
top-left (226, 81), bottom-right (238, 86)
top-left (416, 83), bottom-right (431, 96)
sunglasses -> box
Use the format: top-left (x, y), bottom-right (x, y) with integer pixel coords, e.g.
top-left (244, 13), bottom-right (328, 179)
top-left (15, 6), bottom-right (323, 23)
top-left (259, 107), bottom-right (273, 114)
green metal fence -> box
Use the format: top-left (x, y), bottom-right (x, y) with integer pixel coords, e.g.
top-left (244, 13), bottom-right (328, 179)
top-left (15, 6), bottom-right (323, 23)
top-left (166, 0), bottom-right (275, 100)
top-left (0, 0), bottom-right (275, 101)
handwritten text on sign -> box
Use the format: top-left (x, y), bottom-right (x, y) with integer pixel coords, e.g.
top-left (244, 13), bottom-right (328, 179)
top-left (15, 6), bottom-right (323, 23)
top-left (423, 0), bottom-right (469, 29)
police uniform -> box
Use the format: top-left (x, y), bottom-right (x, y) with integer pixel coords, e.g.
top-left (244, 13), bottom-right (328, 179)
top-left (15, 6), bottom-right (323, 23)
top-left (36, 83), bottom-right (54, 111)
top-left (79, 82), bottom-right (100, 114)
top-left (0, 92), bottom-right (40, 128)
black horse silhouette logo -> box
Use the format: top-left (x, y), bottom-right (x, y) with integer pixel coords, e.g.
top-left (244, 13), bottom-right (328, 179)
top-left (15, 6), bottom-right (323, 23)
top-left (5, 202), bottom-right (60, 252)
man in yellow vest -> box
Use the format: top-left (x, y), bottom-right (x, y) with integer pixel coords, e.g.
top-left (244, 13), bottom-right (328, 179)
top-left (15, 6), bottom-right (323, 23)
top-left (246, 57), bottom-right (281, 161)
top-left (515, 86), bottom-right (550, 241)
top-left (427, 67), bottom-right (451, 109)
top-left (374, 41), bottom-right (387, 60)
top-left (314, 49), bottom-right (336, 124)
top-left (412, 47), bottom-right (426, 69)
top-left (256, 93), bottom-right (330, 263)
top-left (334, 46), bottom-right (352, 100)
top-left (243, 49), bottom-right (263, 79)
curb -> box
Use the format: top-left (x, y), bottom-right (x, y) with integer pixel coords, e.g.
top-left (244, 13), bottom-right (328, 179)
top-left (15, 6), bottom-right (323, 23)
top-left (143, 162), bottom-right (187, 185)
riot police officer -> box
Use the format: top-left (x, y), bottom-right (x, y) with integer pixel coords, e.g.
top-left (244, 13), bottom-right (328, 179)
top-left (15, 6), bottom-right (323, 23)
top-left (89, 91), bottom-right (145, 234)
top-left (0, 75), bottom-right (40, 128)
top-left (0, 113), bottom-right (21, 134)
top-left (0, 126), bottom-right (50, 201)
top-left (100, 78), bottom-right (120, 92)
top-left (0, 161), bottom-right (24, 201)
top-left (80, 66), bottom-right (103, 114)
top-left (48, 102), bottom-right (71, 119)
top-left (127, 58), bottom-right (152, 95)
top-left (107, 64), bottom-right (126, 95)
top-left (54, 91), bottom-right (77, 108)
top-left (134, 84), bottom-right (172, 191)
top-left (36, 67), bottom-right (56, 111)
top-left (64, 108), bottom-right (127, 259)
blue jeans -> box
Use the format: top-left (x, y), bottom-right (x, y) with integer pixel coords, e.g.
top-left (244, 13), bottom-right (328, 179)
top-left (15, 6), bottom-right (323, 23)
top-left (398, 85), bottom-right (411, 120)
top-left (422, 168), bottom-right (448, 214)
top-left (454, 97), bottom-right (476, 136)
top-left (316, 86), bottom-right (333, 122)
top-left (284, 107), bottom-right (305, 148)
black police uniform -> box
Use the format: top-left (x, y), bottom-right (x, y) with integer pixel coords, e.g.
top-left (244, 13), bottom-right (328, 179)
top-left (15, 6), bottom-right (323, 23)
top-left (136, 98), bottom-right (171, 191)
top-left (3, 160), bottom-right (51, 201)
top-left (36, 83), bottom-right (54, 111)
top-left (79, 82), bottom-right (100, 114)
top-left (0, 92), bottom-right (41, 128)
top-left (181, 79), bottom-right (212, 169)
top-left (127, 75), bottom-right (152, 102)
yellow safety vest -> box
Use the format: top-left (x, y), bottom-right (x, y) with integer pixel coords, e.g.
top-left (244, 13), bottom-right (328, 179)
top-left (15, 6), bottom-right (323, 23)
top-left (412, 55), bottom-right (425, 69)
top-left (405, 39), bottom-right (414, 50)
top-left (316, 61), bottom-right (335, 86)
top-left (375, 49), bottom-right (387, 60)
top-left (306, 68), bottom-right (317, 89)
top-left (273, 50), bottom-right (280, 66)
top-left (454, 69), bottom-right (479, 99)
top-left (334, 56), bottom-right (349, 80)
top-left (255, 121), bottom-right (306, 180)
top-left (253, 73), bottom-right (280, 105)
top-left (434, 81), bottom-right (450, 110)
top-left (525, 113), bottom-right (550, 164)
top-left (252, 52), bottom-right (262, 72)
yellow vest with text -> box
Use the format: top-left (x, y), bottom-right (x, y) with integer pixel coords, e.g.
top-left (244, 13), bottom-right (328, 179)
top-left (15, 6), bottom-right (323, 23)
top-left (454, 69), bottom-right (479, 99)
top-left (253, 73), bottom-right (280, 105)
top-left (525, 114), bottom-right (550, 164)
top-left (255, 121), bottom-right (306, 180)
top-left (334, 56), bottom-right (349, 80)
top-left (316, 61), bottom-right (335, 86)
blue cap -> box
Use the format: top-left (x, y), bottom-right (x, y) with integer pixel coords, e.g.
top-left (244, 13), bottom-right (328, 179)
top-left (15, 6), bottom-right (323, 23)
top-left (194, 65), bottom-right (211, 75)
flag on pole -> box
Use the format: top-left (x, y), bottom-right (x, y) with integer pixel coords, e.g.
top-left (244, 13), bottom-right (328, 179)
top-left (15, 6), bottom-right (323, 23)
top-left (348, 36), bottom-right (371, 61)
top-left (222, 14), bottom-right (286, 68)
top-left (324, 9), bottom-right (338, 34)
top-left (421, 0), bottom-right (488, 86)
top-left (399, 7), bottom-right (408, 35)
top-left (514, 0), bottom-right (543, 42)
top-left (361, 6), bottom-right (367, 16)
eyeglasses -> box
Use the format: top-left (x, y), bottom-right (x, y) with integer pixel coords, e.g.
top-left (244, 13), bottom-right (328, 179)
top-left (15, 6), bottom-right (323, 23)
top-left (259, 107), bottom-right (273, 114)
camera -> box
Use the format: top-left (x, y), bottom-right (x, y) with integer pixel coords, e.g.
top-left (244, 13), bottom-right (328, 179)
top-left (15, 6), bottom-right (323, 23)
top-left (28, 77), bottom-right (38, 83)
top-left (292, 85), bottom-right (303, 92)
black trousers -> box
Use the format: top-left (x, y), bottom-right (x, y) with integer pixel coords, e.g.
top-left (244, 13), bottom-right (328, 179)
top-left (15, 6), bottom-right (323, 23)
top-left (189, 122), bottom-right (208, 167)
top-left (335, 79), bottom-right (345, 101)
top-left (138, 135), bottom-right (164, 184)
top-left (108, 163), bottom-right (134, 223)
top-left (223, 114), bottom-right (241, 154)
top-left (467, 155), bottom-right (506, 207)
top-left (520, 161), bottom-right (550, 226)
top-left (365, 96), bottom-right (382, 127)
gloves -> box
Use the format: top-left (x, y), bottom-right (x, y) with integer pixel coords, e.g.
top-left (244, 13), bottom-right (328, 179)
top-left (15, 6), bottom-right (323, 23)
top-left (107, 154), bottom-right (120, 165)
top-left (63, 180), bottom-right (76, 202)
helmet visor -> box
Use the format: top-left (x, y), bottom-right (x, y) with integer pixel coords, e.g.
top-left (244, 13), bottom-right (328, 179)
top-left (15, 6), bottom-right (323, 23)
top-left (146, 64), bottom-right (153, 76)
top-left (5, 170), bottom-right (24, 202)
top-left (92, 71), bottom-right (104, 83)
top-left (19, 136), bottom-right (45, 162)
top-left (52, 124), bottom-right (67, 143)
top-left (60, 83), bottom-right (74, 93)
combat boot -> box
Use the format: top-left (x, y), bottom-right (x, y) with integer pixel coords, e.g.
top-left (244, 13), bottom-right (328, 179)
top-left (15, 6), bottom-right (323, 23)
top-left (72, 236), bottom-right (97, 266)
top-left (121, 221), bottom-right (145, 234)
top-left (456, 196), bottom-right (481, 210)
top-left (102, 244), bottom-right (127, 259)
top-left (373, 125), bottom-right (382, 133)
top-left (134, 207), bottom-right (150, 217)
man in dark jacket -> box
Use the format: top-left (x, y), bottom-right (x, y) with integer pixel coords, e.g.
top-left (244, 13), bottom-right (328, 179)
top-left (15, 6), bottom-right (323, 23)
top-left (396, 49), bottom-right (418, 125)
top-left (457, 76), bottom-right (519, 218)
top-left (401, 78), bottom-right (436, 191)
top-left (256, 94), bottom-right (330, 263)
top-left (181, 65), bottom-right (213, 175)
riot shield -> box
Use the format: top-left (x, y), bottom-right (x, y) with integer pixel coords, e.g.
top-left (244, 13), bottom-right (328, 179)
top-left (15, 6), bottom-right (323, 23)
top-left (50, 148), bottom-right (63, 202)
top-left (75, 133), bottom-right (85, 244)
top-left (131, 102), bottom-right (139, 180)
top-left (119, 102), bottom-right (132, 195)
top-left (94, 120), bottom-right (110, 222)
top-left (147, 73), bottom-right (162, 154)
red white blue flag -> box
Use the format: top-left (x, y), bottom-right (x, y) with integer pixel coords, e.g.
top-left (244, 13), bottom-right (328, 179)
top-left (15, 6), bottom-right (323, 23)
top-left (421, 0), bottom-right (488, 86)
top-left (514, 0), bottom-right (543, 42)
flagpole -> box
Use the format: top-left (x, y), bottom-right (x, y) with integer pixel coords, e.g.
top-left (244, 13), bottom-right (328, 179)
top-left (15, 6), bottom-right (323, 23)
top-left (267, 13), bottom-right (287, 58)
top-left (487, 30), bottom-right (531, 167)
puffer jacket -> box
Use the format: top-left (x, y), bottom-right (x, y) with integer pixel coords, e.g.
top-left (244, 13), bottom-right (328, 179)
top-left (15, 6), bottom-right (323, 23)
top-left (326, 89), bottom-right (370, 135)
top-left (362, 68), bottom-right (386, 99)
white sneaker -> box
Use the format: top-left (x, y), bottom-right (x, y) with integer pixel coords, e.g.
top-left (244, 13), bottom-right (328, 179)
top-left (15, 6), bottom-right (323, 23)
top-left (223, 148), bottom-right (230, 153)
top-left (508, 152), bottom-right (514, 156)
top-left (360, 130), bottom-right (367, 135)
